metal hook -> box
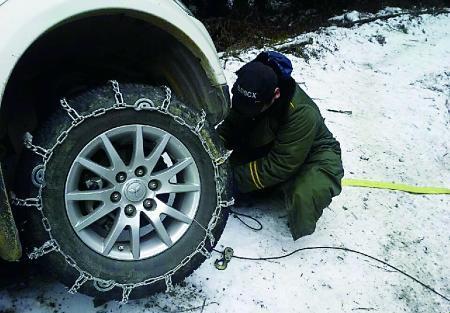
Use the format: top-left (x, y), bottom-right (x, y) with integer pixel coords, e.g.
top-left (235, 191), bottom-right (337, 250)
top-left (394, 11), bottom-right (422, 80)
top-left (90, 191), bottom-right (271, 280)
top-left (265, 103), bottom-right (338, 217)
top-left (214, 247), bottom-right (234, 270)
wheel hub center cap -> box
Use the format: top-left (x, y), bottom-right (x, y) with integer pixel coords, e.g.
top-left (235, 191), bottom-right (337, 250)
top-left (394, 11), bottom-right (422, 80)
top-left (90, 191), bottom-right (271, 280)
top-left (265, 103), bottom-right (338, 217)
top-left (123, 179), bottom-right (147, 202)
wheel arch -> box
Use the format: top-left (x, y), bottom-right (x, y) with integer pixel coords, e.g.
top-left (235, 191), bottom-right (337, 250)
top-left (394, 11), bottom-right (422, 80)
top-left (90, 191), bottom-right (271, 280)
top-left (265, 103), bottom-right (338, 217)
top-left (0, 0), bottom-right (227, 97)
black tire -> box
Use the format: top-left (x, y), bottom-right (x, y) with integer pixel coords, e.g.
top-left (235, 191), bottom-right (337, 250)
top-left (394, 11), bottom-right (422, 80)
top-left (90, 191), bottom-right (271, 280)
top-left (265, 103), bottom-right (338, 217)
top-left (20, 84), bottom-right (231, 300)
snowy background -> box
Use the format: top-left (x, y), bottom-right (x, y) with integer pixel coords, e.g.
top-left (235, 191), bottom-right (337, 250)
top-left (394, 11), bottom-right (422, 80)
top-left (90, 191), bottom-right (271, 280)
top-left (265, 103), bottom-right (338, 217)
top-left (1, 9), bottom-right (449, 313)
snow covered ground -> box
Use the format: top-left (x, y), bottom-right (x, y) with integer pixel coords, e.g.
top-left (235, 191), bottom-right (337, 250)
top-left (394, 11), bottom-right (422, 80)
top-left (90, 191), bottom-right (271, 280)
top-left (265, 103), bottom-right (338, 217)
top-left (1, 10), bottom-right (450, 313)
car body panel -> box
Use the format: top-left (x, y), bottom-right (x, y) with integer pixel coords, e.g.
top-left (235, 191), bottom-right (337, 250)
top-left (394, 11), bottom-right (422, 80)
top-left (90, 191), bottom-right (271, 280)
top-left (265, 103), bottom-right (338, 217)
top-left (0, 165), bottom-right (21, 261)
top-left (0, 0), bottom-right (227, 107)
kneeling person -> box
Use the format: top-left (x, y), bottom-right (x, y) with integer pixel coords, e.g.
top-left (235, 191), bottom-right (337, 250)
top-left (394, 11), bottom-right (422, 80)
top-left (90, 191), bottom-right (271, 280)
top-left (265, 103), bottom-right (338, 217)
top-left (218, 52), bottom-right (344, 240)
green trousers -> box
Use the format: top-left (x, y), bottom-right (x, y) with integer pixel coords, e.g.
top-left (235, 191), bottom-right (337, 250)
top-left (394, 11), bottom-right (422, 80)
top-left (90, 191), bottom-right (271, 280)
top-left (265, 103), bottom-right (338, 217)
top-left (279, 150), bottom-right (344, 239)
top-left (236, 150), bottom-right (344, 240)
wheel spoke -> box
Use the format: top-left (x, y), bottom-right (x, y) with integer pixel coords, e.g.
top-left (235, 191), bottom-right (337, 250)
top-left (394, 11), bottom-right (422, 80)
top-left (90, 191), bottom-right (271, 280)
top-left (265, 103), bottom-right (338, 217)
top-left (158, 183), bottom-right (200, 194)
top-left (77, 157), bottom-right (115, 183)
top-left (130, 220), bottom-right (141, 260)
top-left (131, 125), bottom-right (145, 168)
top-left (153, 158), bottom-right (193, 181)
top-left (145, 212), bottom-right (173, 246)
top-left (146, 134), bottom-right (171, 173)
top-left (66, 188), bottom-right (114, 202)
top-left (74, 204), bottom-right (117, 232)
top-left (100, 134), bottom-right (126, 170)
top-left (103, 214), bottom-right (127, 255)
top-left (157, 200), bottom-right (192, 224)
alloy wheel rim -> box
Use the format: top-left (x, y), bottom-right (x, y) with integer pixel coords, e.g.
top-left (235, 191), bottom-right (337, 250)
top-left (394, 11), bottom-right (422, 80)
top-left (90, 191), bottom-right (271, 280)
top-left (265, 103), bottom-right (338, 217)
top-left (64, 124), bottom-right (201, 261)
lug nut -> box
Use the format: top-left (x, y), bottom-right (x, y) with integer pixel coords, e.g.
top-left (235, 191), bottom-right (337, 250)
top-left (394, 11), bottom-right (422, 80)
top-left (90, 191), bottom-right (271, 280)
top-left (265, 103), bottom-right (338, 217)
top-left (135, 166), bottom-right (146, 177)
top-left (148, 180), bottom-right (159, 191)
top-left (110, 192), bottom-right (121, 203)
top-left (116, 172), bottom-right (127, 183)
top-left (143, 198), bottom-right (156, 210)
top-left (124, 204), bottom-right (136, 217)
top-left (118, 245), bottom-right (124, 251)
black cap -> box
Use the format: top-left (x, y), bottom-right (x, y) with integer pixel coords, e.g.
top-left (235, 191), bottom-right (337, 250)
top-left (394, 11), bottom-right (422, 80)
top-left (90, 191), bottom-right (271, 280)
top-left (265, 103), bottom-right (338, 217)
top-left (231, 61), bottom-right (278, 117)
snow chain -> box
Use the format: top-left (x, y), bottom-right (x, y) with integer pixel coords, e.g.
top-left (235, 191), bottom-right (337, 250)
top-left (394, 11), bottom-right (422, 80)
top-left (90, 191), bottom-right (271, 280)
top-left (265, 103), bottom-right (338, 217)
top-left (11, 80), bottom-right (234, 303)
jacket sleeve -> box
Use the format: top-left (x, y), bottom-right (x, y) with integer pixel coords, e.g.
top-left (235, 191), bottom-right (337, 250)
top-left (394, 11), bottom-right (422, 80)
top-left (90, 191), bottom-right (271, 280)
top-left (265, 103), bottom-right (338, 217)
top-left (234, 106), bottom-right (318, 193)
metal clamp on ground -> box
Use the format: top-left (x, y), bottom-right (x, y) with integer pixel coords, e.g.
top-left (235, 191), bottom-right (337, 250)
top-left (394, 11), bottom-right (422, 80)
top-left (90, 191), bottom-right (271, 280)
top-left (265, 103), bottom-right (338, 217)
top-left (214, 247), bottom-right (234, 270)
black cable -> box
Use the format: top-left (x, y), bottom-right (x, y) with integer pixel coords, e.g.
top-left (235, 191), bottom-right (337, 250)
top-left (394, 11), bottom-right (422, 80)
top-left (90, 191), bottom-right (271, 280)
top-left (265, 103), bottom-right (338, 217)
top-left (213, 246), bottom-right (450, 302)
top-left (227, 210), bottom-right (448, 301)
top-left (229, 209), bottom-right (263, 231)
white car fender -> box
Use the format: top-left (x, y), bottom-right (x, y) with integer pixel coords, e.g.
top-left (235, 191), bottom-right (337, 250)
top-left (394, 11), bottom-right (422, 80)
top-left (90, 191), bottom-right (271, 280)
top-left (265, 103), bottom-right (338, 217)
top-left (0, 0), bottom-right (227, 106)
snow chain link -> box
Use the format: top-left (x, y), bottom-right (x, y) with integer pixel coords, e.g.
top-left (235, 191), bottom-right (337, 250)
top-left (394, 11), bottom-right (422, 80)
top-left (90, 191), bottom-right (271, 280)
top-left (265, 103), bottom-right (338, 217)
top-left (11, 80), bottom-right (234, 303)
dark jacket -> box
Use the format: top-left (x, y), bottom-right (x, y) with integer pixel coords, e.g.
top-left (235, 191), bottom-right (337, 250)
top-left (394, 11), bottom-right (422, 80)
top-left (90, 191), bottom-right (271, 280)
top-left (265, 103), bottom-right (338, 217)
top-left (218, 81), bottom-right (341, 193)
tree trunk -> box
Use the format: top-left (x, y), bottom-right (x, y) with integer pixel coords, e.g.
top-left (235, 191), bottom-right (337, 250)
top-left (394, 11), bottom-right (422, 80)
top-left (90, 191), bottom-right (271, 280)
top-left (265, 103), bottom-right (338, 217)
top-left (206, 0), bottom-right (230, 17)
top-left (232, 0), bottom-right (251, 16)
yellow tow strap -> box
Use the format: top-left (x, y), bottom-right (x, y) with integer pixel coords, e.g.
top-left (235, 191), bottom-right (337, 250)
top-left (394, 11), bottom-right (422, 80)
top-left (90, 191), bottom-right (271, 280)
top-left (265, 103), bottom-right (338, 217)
top-left (341, 178), bottom-right (450, 195)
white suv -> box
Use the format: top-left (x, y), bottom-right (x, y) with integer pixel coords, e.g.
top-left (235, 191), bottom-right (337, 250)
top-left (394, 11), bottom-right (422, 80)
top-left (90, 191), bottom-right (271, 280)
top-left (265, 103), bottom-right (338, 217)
top-left (0, 0), bottom-right (232, 301)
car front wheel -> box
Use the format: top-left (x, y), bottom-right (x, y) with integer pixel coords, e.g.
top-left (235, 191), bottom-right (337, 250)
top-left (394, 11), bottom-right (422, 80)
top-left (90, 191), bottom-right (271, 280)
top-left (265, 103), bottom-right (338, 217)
top-left (19, 83), bottom-right (231, 301)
